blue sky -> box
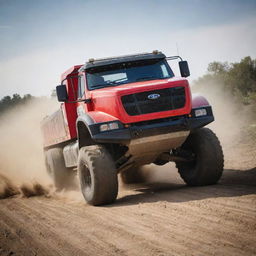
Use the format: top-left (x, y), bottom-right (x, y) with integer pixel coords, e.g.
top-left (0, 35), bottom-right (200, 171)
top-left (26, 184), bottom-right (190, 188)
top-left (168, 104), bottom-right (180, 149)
top-left (0, 0), bottom-right (256, 97)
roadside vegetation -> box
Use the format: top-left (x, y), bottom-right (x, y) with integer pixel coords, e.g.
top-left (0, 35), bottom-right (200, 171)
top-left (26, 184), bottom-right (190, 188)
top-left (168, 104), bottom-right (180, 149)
top-left (0, 94), bottom-right (34, 115)
top-left (192, 56), bottom-right (256, 140)
top-left (192, 56), bottom-right (256, 116)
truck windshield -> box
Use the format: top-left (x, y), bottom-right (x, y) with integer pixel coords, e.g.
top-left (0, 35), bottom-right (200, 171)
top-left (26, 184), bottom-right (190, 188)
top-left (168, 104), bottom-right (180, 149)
top-left (86, 59), bottom-right (174, 90)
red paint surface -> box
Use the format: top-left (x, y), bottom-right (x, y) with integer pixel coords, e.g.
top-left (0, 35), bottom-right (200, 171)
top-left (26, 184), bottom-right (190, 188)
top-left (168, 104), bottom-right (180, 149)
top-left (42, 67), bottom-right (195, 148)
top-left (86, 78), bottom-right (192, 124)
top-left (61, 66), bottom-right (82, 139)
top-left (191, 94), bottom-right (210, 108)
top-left (42, 66), bottom-right (81, 147)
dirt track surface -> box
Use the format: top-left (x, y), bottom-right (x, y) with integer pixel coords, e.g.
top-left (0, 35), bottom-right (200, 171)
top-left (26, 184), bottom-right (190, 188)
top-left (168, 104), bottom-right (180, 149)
top-left (0, 166), bottom-right (256, 256)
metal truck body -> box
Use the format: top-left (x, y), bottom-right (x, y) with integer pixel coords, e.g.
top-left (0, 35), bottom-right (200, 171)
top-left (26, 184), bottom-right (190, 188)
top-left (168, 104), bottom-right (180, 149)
top-left (42, 51), bottom-right (223, 205)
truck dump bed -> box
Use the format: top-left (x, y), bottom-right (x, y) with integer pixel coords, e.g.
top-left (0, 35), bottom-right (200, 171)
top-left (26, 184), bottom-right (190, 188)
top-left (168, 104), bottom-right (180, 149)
top-left (41, 106), bottom-right (71, 148)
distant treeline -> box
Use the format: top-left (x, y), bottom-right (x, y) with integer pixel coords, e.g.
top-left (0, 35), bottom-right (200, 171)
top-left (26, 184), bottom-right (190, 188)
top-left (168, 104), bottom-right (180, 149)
top-left (0, 94), bottom-right (34, 114)
top-left (193, 56), bottom-right (256, 106)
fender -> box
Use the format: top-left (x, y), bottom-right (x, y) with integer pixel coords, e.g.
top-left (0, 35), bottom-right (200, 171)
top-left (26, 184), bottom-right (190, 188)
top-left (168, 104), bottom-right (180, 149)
top-left (188, 94), bottom-right (214, 130)
top-left (76, 111), bottom-right (119, 129)
top-left (76, 113), bottom-right (95, 148)
top-left (191, 94), bottom-right (210, 108)
top-left (88, 111), bottom-right (119, 123)
top-left (76, 111), bottom-right (119, 148)
top-left (76, 113), bottom-right (95, 128)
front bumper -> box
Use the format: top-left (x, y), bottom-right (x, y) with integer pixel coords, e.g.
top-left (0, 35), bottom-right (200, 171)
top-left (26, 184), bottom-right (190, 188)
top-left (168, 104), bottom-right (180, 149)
top-left (89, 106), bottom-right (214, 144)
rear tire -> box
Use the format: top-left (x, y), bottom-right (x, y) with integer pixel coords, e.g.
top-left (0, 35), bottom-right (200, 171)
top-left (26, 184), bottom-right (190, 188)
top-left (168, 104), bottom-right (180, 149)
top-left (120, 166), bottom-right (145, 184)
top-left (78, 145), bottom-right (118, 206)
top-left (176, 128), bottom-right (224, 186)
top-left (46, 148), bottom-right (74, 190)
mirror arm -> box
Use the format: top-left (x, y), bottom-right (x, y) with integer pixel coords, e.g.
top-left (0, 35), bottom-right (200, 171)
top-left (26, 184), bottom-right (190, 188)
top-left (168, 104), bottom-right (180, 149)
top-left (166, 56), bottom-right (183, 61)
top-left (61, 73), bottom-right (80, 85)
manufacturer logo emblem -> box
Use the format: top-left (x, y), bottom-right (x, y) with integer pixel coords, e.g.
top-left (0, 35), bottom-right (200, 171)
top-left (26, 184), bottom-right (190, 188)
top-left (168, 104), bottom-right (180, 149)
top-left (147, 93), bottom-right (160, 100)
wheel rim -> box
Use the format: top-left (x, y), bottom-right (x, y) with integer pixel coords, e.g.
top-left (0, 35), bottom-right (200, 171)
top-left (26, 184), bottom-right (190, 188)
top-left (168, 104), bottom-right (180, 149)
top-left (176, 147), bottom-right (197, 169)
top-left (84, 166), bottom-right (92, 188)
top-left (81, 162), bottom-right (93, 195)
top-left (185, 150), bottom-right (197, 169)
top-left (177, 148), bottom-right (198, 177)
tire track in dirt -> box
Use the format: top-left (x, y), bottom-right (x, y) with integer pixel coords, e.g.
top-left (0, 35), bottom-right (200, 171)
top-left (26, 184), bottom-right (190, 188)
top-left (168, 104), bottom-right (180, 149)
top-left (0, 168), bottom-right (256, 256)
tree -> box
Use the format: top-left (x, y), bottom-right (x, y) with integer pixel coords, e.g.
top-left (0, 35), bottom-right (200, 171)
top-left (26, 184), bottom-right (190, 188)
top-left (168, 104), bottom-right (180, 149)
top-left (226, 57), bottom-right (256, 96)
top-left (0, 93), bottom-right (34, 116)
top-left (193, 56), bottom-right (256, 105)
top-left (207, 61), bottom-right (229, 75)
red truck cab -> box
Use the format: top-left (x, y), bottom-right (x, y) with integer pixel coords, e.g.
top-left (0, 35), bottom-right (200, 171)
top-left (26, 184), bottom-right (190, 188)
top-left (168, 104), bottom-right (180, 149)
top-left (42, 51), bottom-right (223, 206)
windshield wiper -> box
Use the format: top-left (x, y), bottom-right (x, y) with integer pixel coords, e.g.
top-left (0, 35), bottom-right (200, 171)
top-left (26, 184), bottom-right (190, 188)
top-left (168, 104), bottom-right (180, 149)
top-left (106, 78), bottom-right (127, 85)
top-left (136, 76), bottom-right (171, 81)
top-left (90, 83), bottom-right (119, 90)
top-left (90, 84), bottom-right (107, 89)
top-left (136, 76), bottom-right (160, 81)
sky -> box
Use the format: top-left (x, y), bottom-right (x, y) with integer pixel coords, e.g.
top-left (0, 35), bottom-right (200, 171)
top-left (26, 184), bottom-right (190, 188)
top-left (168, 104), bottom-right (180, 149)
top-left (0, 0), bottom-right (256, 98)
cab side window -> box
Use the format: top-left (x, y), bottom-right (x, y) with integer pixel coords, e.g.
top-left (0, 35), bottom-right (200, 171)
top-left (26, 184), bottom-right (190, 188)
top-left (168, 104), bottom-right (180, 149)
top-left (78, 75), bottom-right (85, 99)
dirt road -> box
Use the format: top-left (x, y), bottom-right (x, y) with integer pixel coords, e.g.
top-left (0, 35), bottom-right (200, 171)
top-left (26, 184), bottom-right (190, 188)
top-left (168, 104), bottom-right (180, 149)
top-left (0, 164), bottom-right (255, 256)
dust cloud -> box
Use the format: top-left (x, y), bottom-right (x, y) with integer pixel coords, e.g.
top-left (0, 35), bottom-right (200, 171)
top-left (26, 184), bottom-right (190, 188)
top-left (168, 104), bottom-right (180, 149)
top-left (0, 83), bottom-right (254, 198)
top-left (0, 98), bottom-right (58, 199)
top-left (142, 83), bottom-right (255, 183)
top-left (193, 84), bottom-right (255, 169)
top-left (195, 85), bottom-right (250, 146)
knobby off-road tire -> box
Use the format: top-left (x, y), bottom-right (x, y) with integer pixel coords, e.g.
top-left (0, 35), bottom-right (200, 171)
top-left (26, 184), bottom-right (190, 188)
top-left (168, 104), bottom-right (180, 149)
top-left (176, 128), bottom-right (224, 186)
top-left (120, 166), bottom-right (145, 184)
top-left (78, 145), bottom-right (118, 206)
top-left (46, 148), bottom-right (74, 190)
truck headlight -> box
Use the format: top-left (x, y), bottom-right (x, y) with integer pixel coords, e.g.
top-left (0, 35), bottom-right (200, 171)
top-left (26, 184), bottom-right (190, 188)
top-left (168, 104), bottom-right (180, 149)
top-left (99, 122), bottom-right (119, 132)
top-left (195, 108), bottom-right (207, 117)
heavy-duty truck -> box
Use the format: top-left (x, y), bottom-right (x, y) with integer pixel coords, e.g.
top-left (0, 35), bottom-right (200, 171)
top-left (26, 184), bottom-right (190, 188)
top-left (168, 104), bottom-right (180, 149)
top-left (41, 51), bottom-right (224, 206)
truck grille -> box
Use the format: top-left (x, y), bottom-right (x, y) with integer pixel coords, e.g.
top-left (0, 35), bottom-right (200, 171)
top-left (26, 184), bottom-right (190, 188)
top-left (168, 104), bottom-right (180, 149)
top-left (121, 87), bottom-right (186, 116)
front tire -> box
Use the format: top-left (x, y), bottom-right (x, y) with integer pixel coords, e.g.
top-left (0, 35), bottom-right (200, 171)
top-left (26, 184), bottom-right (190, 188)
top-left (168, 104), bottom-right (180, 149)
top-left (78, 145), bottom-right (118, 206)
top-left (176, 128), bottom-right (224, 186)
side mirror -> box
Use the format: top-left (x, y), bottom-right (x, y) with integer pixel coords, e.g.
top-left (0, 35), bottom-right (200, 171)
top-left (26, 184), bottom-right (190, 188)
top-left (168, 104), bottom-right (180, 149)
top-left (179, 61), bottom-right (190, 77)
top-left (56, 85), bottom-right (68, 102)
